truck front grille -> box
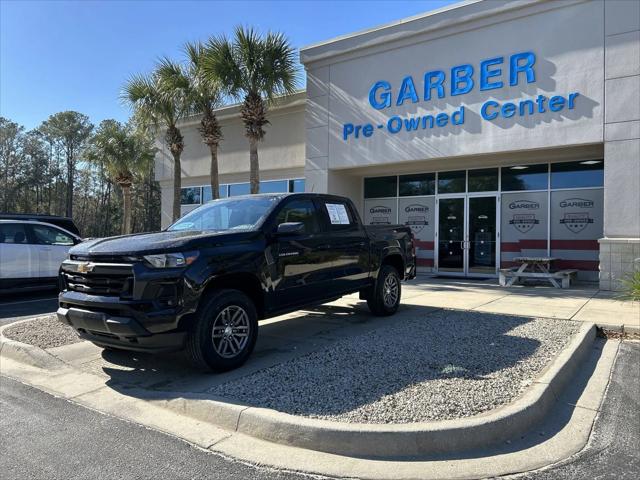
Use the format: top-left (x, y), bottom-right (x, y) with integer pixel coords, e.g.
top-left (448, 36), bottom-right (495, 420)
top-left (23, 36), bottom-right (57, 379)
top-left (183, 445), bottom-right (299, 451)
top-left (61, 260), bottom-right (134, 297)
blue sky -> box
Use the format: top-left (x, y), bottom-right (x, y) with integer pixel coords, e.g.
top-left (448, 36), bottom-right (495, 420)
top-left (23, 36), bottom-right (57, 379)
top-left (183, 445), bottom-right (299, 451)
top-left (1, 0), bottom-right (457, 130)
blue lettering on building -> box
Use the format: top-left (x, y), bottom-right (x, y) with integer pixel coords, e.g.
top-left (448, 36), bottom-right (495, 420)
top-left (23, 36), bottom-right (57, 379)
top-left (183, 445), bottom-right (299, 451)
top-left (368, 51), bottom-right (537, 110)
top-left (342, 50), bottom-right (581, 142)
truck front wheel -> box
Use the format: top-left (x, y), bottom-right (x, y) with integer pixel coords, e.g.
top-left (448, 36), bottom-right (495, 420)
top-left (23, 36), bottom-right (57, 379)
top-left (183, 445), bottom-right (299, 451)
top-left (185, 289), bottom-right (258, 372)
top-left (367, 264), bottom-right (401, 316)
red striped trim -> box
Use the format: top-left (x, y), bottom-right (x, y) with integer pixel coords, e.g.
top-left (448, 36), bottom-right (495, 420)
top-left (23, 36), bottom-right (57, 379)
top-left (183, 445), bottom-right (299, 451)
top-left (417, 258), bottom-right (434, 267)
top-left (550, 240), bottom-right (599, 250)
top-left (415, 240), bottom-right (434, 250)
top-left (501, 240), bottom-right (547, 252)
top-left (554, 260), bottom-right (599, 271)
top-left (502, 240), bottom-right (599, 253)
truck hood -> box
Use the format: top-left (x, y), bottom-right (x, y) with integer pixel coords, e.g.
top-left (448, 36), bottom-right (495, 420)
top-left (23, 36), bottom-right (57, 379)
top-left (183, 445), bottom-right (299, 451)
top-left (70, 229), bottom-right (256, 256)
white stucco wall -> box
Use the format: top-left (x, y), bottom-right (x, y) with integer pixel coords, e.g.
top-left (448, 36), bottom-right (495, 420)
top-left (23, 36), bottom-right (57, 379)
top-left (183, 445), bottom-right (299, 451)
top-left (600, 0), bottom-right (640, 290)
top-left (303, 0), bottom-right (604, 181)
top-left (301, 0), bottom-right (639, 289)
top-left (155, 93), bottom-right (306, 227)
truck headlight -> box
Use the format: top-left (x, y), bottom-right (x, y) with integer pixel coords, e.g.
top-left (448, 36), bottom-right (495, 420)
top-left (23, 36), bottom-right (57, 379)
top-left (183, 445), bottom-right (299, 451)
top-left (143, 251), bottom-right (199, 268)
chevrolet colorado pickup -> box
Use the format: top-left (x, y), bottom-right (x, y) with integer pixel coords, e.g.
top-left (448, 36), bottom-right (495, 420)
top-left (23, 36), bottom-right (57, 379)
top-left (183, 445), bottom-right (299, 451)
top-left (57, 193), bottom-right (416, 371)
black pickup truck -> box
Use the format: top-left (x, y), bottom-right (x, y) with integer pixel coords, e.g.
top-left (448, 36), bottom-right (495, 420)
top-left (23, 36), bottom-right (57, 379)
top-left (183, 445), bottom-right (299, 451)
top-left (57, 193), bottom-right (416, 371)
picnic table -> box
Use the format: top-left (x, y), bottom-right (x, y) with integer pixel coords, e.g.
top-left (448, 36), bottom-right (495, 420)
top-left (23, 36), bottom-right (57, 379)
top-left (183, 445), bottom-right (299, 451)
top-left (499, 256), bottom-right (577, 288)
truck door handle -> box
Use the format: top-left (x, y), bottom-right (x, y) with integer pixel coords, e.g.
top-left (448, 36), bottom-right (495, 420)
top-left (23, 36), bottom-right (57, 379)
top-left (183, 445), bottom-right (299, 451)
top-left (317, 244), bottom-right (332, 250)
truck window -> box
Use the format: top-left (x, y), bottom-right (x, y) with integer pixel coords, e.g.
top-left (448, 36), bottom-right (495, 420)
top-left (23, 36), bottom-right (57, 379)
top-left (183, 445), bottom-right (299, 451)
top-left (275, 199), bottom-right (319, 234)
top-left (169, 197), bottom-right (278, 232)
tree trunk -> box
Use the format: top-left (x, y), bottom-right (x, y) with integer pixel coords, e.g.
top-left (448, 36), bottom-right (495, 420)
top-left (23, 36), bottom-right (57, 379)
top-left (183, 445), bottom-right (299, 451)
top-left (105, 182), bottom-right (112, 237)
top-left (209, 144), bottom-right (219, 200)
top-left (65, 146), bottom-right (74, 218)
top-left (249, 137), bottom-right (259, 194)
top-left (172, 151), bottom-right (181, 221)
top-left (121, 184), bottom-right (132, 234)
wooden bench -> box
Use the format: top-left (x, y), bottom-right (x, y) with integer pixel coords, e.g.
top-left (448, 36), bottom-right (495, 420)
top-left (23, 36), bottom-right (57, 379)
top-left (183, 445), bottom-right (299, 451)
top-left (500, 268), bottom-right (578, 288)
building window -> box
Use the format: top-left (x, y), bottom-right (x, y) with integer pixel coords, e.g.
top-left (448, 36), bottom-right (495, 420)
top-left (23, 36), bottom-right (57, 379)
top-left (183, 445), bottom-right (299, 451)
top-left (180, 187), bottom-right (202, 205)
top-left (229, 183), bottom-right (251, 196)
top-left (289, 179), bottom-right (305, 192)
top-left (550, 160), bottom-right (604, 189)
top-left (501, 164), bottom-right (548, 191)
top-left (203, 184), bottom-right (229, 202)
top-left (468, 168), bottom-right (499, 192)
top-left (260, 180), bottom-right (289, 193)
top-left (437, 170), bottom-right (466, 194)
top-left (364, 176), bottom-right (397, 198)
top-left (550, 189), bottom-right (603, 273)
top-left (399, 173), bottom-right (435, 196)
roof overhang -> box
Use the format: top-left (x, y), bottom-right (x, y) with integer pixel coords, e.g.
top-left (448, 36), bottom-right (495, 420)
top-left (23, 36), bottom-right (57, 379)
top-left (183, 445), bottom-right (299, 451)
top-left (300, 0), bottom-right (555, 66)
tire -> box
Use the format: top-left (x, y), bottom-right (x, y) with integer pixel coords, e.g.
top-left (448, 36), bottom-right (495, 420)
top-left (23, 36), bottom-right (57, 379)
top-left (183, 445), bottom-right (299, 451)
top-left (185, 289), bottom-right (258, 372)
top-left (367, 264), bottom-right (401, 316)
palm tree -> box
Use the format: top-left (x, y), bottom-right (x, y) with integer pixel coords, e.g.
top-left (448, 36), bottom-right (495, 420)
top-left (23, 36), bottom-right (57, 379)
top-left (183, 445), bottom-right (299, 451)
top-left (86, 120), bottom-right (155, 234)
top-left (122, 61), bottom-right (189, 221)
top-left (160, 43), bottom-right (224, 200)
top-left (203, 26), bottom-right (298, 194)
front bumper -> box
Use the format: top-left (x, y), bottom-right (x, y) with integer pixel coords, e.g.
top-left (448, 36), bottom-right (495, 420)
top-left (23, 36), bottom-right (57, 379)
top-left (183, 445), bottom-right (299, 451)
top-left (57, 305), bottom-right (186, 352)
top-left (57, 258), bottom-right (202, 353)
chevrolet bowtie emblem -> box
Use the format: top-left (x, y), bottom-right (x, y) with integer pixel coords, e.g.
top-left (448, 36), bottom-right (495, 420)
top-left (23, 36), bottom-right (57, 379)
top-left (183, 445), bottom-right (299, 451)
top-left (77, 262), bottom-right (94, 273)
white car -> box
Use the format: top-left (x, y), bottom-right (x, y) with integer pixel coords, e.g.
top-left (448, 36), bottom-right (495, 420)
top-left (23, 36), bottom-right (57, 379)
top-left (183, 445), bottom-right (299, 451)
top-left (0, 219), bottom-right (83, 292)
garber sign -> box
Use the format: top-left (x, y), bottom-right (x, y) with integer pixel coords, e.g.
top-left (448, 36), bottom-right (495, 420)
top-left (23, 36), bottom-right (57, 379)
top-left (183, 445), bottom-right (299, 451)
top-left (342, 51), bottom-right (581, 141)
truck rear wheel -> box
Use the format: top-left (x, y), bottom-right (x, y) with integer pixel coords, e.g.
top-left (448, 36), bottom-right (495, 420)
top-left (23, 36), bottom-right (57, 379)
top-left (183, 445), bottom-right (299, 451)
top-left (185, 289), bottom-right (258, 372)
top-left (367, 264), bottom-right (401, 316)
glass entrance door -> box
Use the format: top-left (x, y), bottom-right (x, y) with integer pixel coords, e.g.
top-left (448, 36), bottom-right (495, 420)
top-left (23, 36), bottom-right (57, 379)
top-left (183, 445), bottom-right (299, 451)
top-left (438, 198), bottom-right (465, 273)
top-left (436, 195), bottom-right (498, 276)
top-left (467, 196), bottom-right (497, 275)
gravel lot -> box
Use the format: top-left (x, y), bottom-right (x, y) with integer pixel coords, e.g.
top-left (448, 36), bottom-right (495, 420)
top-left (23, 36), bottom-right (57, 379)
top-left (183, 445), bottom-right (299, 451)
top-left (210, 310), bottom-right (579, 424)
top-left (3, 315), bottom-right (82, 349)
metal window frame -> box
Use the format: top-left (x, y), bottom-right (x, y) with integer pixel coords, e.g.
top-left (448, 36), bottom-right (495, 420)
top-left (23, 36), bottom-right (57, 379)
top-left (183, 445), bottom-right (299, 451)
top-left (180, 177), bottom-right (306, 205)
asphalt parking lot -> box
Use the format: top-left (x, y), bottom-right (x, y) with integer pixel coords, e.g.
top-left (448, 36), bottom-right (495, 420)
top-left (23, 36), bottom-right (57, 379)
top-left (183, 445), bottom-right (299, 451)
top-left (0, 289), bottom-right (58, 324)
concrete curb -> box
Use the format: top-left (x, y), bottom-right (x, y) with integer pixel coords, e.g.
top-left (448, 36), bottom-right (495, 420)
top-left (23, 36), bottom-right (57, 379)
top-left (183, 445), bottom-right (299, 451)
top-left (0, 336), bottom-right (615, 480)
top-left (0, 319), bottom-right (67, 370)
top-left (158, 322), bottom-right (596, 458)
top-left (0, 316), bottom-right (597, 460)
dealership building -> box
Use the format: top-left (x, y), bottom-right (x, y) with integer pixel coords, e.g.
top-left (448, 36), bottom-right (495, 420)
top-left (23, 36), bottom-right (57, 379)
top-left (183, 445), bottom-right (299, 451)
top-left (155, 0), bottom-right (640, 289)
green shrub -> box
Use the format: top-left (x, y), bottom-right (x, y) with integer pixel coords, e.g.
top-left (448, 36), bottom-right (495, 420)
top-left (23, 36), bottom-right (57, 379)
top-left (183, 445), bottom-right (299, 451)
top-left (617, 262), bottom-right (640, 302)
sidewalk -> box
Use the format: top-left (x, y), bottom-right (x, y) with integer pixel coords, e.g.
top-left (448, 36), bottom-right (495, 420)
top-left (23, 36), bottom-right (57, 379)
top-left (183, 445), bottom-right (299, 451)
top-left (389, 275), bottom-right (639, 333)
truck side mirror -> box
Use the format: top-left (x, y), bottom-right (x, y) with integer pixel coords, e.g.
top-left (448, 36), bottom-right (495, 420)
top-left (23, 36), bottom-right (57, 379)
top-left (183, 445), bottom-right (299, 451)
top-left (276, 222), bottom-right (305, 235)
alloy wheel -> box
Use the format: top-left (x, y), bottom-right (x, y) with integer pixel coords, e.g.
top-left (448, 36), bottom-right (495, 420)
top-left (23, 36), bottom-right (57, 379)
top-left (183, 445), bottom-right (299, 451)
top-left (211, 305), bottom-right (250, 358)
top-left (382, 274), bottom-right (399, 308)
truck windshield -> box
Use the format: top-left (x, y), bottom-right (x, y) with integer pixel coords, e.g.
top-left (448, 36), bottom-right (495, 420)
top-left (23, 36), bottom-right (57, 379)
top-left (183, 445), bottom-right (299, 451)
top-left (168, 196), bottom-right (280, 232)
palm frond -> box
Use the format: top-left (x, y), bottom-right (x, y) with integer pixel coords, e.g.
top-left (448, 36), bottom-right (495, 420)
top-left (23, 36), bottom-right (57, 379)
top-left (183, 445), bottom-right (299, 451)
top-left (203, 34), bottom-right (243, 99)
top-left (262, 30), bottom-right (299, 101)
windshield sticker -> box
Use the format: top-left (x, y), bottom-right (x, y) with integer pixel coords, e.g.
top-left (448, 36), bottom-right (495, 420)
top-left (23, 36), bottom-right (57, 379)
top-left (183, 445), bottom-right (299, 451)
top-left (326, 203), bottom-right (350, 225)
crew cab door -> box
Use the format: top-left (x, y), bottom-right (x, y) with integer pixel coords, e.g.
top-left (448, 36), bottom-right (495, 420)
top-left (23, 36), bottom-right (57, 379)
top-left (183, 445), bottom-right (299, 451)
top-left (269, 197), bottom-right (336, 308)
top-left (316, 198), bottom-right (370, 293)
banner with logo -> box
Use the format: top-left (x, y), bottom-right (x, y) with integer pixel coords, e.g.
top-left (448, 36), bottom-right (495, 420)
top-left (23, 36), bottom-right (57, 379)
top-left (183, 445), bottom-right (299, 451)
top-left (398, 197), bottom-right (435, 270)
top-left (500, 192), bottom-right (548, 267)
top-left (550, 188), bottom-right (603, 276)
top-left (363, 199), bottom-right (397, 226)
